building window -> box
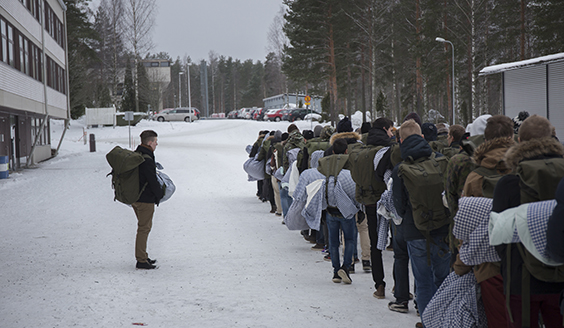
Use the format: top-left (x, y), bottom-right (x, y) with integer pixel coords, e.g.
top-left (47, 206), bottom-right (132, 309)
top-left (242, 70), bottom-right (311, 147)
top-left (31, 118), bottom-right (49, 146)
top-left (46, 56), bottom-right (66, 94)
top-left (0, 14), bottom-right (43, 82)
top-left (7, 24), bottom-right (14, 68)
top-left (44, 1), bottom-right (64, 49)
top-left (1, 18), bottom-right (7, 63)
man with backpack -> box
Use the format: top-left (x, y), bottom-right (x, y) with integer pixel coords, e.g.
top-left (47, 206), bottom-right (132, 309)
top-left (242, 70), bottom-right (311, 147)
top-left (454, 115), bottom-right (515, 327)
top-left (492, 115), bottom-right (564, 327)
top-left (392, 119), bottom-right (451, 326)
top-left (347, 117), bottom-right (395, 299)
top-left (292, 138), bottom-right (360, 283)
top-left (132, 130), bottom-right (164, 270)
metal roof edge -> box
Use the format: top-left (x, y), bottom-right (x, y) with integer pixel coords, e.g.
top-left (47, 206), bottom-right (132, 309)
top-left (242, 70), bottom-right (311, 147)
top-left (479, 52), bottom-right (564, 76)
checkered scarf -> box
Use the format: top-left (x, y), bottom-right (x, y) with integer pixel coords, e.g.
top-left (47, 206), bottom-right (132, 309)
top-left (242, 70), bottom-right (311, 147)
top-left (489, 200), bottom-right (560, 266)
top-left (422, 271), bottom-right (487, 328)
top-left (453, 197), bottom-right (501, 265)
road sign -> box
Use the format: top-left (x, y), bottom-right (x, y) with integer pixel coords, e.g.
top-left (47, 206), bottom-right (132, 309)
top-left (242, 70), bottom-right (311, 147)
top-left (305, 102), bottom-right (311, 106)
top-left (304, 95), bottom-right (311, 102)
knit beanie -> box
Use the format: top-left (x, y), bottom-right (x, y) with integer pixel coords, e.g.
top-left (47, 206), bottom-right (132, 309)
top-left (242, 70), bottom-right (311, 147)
top-left (281, 132), bottom-right (289, 142)
top-left (303, 130), bottom-right (314, 140)
top-left (421, 123), bottom-right (438, 142)
top-left (337, 117), bottom-right (353, 133)
top-left (313, 125), bottom-right (323, 138)
top-left (273, 130), bottom-right (282, 143)
top-left (512, 111), bottom-right (530, 134)
top-left (360, 122), bottom-right (372, 134)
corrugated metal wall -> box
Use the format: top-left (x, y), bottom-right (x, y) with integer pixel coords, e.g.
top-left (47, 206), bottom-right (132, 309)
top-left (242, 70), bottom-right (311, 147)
top-left (549, 62), bottom-right (564, 140)
top-left (504, 66), bottom-right (548, 119)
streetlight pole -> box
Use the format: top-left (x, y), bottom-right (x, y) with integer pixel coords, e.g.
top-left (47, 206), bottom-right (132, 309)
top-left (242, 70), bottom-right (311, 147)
top-left (187, 65), bottom-right (192, 110)
top-left (179, 71), bottom-right (184, 108)
top-left (436, 37), bottom-right (455, 125)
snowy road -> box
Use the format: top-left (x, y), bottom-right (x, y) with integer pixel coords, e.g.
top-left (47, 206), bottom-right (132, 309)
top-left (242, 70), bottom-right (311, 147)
top-left (0, 118), bottom-right (419, 327)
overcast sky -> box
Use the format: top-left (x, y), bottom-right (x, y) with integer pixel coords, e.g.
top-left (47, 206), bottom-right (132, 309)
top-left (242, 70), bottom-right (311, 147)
top-left (89, 0), bottom-right (283, 63)
top-left (137, 0), bottom-right (284, 63)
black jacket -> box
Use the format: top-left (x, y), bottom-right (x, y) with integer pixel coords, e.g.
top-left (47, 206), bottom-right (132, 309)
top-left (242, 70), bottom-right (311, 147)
top-left (366, 127), bottom-right (396, 180)
top-left (136, 145), bottom-right (164, 204)
top-left (392, 134), bottom-right (449, 241)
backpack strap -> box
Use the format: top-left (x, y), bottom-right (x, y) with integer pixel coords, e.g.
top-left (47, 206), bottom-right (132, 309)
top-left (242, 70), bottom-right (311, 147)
top-left (516, 243), bottom-right (532, 328)
top-left (506, 245), bottom-right (514, 324)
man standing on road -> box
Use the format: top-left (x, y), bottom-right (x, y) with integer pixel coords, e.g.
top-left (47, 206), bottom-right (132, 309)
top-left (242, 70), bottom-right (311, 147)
top-left (133, 130), bottom-right (164, 270)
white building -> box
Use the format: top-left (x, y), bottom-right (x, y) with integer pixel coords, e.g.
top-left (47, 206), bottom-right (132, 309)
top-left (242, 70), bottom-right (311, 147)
top-left (0, 0), bottom-right (69, 170)
top-left (480, 53), bottom-right (564, 139)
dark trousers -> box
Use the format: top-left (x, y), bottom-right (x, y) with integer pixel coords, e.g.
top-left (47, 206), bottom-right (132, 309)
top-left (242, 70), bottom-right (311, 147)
top-left (257, 180), bottom-right (263, 196)
top-left (507, 293), bottom-right (562, 328)
top-left (366, 205), bottom-right (385, 288)
top-left (480, 274), bottom-right (508, 328)
top-left (262, 177), bottom-right (275, 206)
top-left (392, 221), bottom-right (411, 303)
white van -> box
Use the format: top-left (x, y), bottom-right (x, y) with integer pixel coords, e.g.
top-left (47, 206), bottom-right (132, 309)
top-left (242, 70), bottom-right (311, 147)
top-left (154, 107), bottom-right (198, 122)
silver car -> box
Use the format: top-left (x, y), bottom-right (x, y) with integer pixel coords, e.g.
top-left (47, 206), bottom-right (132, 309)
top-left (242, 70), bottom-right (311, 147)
top-left (154, 108), bottom-right (199, 122)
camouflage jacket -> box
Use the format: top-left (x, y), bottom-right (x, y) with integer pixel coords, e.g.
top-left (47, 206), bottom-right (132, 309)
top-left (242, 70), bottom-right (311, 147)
top-left (444, 152), bottom-right (476, 251)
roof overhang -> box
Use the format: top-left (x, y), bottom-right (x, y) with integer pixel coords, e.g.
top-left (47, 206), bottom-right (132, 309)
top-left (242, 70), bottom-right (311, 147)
top-left (479, 52), bottom-right (564, 76)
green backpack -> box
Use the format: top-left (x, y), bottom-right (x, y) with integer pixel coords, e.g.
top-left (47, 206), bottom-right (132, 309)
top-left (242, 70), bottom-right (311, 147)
top-left (347, 144), bottom-right (387, 205)
top-left (471, 165), bottom-right (505, 198)
top-left (504, 157), bottom-right (564, 325)
top-left (106, 146), bottom-right (149, 205)
top-left (398, 152), bottom-right (450, 234)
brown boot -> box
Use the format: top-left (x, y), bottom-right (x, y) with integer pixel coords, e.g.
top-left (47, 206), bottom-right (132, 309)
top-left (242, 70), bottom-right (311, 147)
top-left (373, 285), bottom-right (385, 299)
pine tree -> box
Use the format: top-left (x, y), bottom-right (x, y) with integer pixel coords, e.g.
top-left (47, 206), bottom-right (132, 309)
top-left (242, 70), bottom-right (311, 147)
top-left (121, 58), bottom-right (135, 111)
top-left (64, 0), bottom-right (98, 118)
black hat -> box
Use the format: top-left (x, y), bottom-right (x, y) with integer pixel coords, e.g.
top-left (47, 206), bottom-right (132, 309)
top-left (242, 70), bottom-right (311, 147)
top-left (421, 123), bottom-right (437, 142)
top-left (337, 117), bottom-right (353, 133)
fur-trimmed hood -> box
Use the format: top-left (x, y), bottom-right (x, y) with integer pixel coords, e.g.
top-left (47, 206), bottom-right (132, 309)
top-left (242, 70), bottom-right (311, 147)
top-left (329, 131), bottom-right (360, 144)
top-left (472, 137), bottom-right (515, 169)
top-left (504, 137), bottom-right (564, 171)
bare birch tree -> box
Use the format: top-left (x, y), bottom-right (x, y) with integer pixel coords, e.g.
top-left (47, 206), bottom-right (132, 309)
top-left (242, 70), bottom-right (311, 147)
top-left (124, 0), bottom-right (156, 111)
top-left (98, 0), bottom-right (125, 107)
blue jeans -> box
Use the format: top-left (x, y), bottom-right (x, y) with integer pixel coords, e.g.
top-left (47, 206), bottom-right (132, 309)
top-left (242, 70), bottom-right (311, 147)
top-left (279, 182), bottom-right (292, 217)
top-left (407, 236), bottom-right (451, 318)
top-left (326, 212), bottom-right (356, 273)
top-left (392, 222), bottom-right (410, 303)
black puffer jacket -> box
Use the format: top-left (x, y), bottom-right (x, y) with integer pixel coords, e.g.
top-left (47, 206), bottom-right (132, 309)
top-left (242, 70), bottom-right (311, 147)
top-left (136, 144), bottom-right (164, 204)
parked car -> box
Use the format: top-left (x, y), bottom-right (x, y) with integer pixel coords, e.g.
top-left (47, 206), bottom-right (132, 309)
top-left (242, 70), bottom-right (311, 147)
top-left (238, 108), bottom-right (253, 119)
top-left (227, 110), bottom-right (238, 119)
top-left (282, 108), bottom-right (318, 122)
top-left (154, 107), bottom-right (198, 122)
top-left (265, 108), bottom-right (287, 122)
top-left (253, 108), bottom-right (266, 120)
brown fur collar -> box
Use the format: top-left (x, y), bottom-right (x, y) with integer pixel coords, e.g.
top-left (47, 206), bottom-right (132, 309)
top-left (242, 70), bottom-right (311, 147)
top-left (330, 131), bottom-right (360, 144)
top-left (504, 137), bottom-right (564, 171)
top-left (473, 137), bottom-right (515, 165)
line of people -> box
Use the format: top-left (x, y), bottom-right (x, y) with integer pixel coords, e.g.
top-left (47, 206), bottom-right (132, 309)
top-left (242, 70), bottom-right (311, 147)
top-left (244, 111), bottom-right (564, 328)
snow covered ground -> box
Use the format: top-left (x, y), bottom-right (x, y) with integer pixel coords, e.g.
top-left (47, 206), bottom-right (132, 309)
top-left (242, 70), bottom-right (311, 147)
top-left (0, 116), bottom-right (419, 327)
